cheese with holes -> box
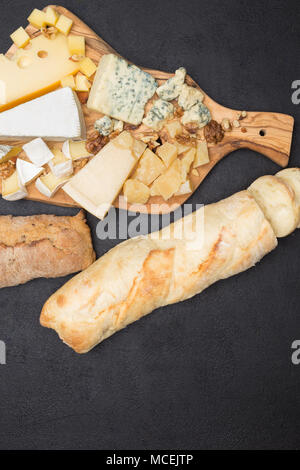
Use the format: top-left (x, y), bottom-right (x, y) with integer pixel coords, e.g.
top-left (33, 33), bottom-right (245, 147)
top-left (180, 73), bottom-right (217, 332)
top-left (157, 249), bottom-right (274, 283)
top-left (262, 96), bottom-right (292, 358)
top-left (63, 131), bottom-right (146, 219)
top-left (2, 171), bottom-right (27, 201)
top-left (87, 54), bottom-right (157, 125)
top-left (0, 33), bottom-right (79, 112)
top-left (0, 88), bottom-right (86, 141)
top-left (16, 159), bottom-right (43, 186)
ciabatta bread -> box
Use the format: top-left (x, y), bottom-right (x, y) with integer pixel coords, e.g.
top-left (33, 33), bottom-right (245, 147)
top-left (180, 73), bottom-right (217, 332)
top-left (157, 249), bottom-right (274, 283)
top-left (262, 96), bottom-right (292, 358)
top-left (0, 211), bottom-right (95, 288)
top-left (40, 169), bottom-right (300, 353)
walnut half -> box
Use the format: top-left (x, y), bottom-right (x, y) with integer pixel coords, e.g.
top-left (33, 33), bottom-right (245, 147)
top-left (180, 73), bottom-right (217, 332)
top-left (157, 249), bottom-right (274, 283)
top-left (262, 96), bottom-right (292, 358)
top-left (204, 120), bottom-right (224, 144)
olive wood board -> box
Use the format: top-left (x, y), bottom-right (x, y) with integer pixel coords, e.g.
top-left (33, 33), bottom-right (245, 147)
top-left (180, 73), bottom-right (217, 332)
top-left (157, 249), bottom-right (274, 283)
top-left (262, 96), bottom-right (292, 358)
top-left (0, 5), bottom-right (294, 215)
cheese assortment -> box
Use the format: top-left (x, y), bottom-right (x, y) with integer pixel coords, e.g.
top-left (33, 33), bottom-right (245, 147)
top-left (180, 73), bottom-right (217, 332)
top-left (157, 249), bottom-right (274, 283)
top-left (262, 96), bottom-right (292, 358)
top-left (0, 6), bottom-right (223, 216)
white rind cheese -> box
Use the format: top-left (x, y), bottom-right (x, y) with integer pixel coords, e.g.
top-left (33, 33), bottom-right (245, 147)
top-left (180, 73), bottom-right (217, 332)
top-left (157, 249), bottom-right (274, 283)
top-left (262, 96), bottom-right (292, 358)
top-left (63, 131), bottom-right (147, 219)
top-left (87, 54), bottom-right (157, 125)
top-left (62, 140), bottom-right (92, 161)
top-left (142, 99), bottom-right (174, 131)
top-left (156, 67), bottom-right (186, 101)
top-left (35, 172), bottom-right (70, 198)
top-left (0, 88), bottom-right (86, 141)
top-left (48, 148), bottom-right (73, 179)
top-left (2, 170), bottom-right (28, 201)
top-left (23, 138), bottom-right (54, 167)
top-left (16, 158), bottom-right (43, 186)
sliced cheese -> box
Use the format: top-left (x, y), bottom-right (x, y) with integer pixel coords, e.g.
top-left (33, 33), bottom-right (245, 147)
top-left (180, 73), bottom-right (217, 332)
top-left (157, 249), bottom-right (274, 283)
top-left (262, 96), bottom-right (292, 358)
top-left (35, 172), bottom-right (69, 198)
top-left (48, 148), bottom-right (73, 178)
top-left (150, 160), bottom-right (182, 200)
top-left (63, 131), bottom-right (146, 219)
top-left (133, 148), bottom-right (165, 186)
top-left (62, 140), bottom-right (92, 160)
top-left (16, 158), bottom-right (43, 186)
top-left (0, 145), bottom-right (21, 163)
top-left (23, 138), bottom-right (54, 166)
top-left (0, 33), bottom-right (79, 112)
top-left (2, 170), bottom-right (27, 201)
top-left (123, 179), bottom-right (150, 204)
top-left (0, 88), bottom-right (86, 141)
top-left (194, 141), bottom-right (210, 167)
top-left (156, 142), bottom-right (178, 167)
top-left (175, 180), bottom-right (192, 195)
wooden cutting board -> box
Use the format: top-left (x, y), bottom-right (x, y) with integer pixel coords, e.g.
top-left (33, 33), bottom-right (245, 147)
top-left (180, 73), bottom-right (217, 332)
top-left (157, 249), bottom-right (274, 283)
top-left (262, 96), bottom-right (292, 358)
top-left (0, 5), bottom-right (294, 214)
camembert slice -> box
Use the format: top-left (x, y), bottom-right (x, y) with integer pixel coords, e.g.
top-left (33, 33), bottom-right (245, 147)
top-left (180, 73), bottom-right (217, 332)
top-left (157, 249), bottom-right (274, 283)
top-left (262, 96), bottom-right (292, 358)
top-left (16, 159), bottom-right (43, 186)
top-left (2, 171), bottom-right (27, 201)
top-left (0, 88), bottom-right (86, 141)
top-left (63, 131), bottom-right (147, 219)
top-left (35, 172), bottom-right (70, 198)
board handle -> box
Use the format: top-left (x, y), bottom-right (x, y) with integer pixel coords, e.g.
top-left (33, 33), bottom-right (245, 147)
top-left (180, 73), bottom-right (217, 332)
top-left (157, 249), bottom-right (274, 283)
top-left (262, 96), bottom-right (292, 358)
top-left (228, 111), bottom-right (294, 167)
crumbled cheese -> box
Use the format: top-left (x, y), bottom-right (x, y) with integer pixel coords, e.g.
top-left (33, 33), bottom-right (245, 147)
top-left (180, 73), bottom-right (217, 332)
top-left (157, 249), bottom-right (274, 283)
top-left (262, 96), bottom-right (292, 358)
top-left (94, 116), bottom-right (113, 136)
top-left (178, 84), bottom-right (204, 110)
top-left (142, 99), bottom-right (174, 131)
top-left (156, 67), bottom-right (186, 101)
top-left (181, 102), bottom-right (211, 128)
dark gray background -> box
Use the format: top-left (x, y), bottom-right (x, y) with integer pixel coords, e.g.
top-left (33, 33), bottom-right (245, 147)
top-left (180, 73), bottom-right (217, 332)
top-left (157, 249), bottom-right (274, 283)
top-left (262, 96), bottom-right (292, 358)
top-left (0, 0), bottom-right (299, 450)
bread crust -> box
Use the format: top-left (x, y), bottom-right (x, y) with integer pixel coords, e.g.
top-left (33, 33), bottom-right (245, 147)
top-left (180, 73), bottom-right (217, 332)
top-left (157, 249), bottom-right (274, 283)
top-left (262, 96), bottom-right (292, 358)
top-left (41, 191), bottom-right (277, 353)
top-left (0, 211), bottom-right (95, 288)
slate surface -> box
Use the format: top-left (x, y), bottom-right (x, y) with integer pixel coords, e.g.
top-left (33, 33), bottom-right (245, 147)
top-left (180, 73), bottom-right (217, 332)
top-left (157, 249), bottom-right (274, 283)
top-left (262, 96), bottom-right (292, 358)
top-left (0, 0), bottom-right (299, 450)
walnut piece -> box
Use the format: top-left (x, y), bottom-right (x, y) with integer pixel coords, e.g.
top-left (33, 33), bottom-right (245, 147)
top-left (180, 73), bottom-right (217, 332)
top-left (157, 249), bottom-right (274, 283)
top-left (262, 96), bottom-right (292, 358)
top-left (41, 26), bottom-right (58, 40)
top-left (204, 120), bottom-right (224, 144)
top-left (0, 160), bottom-right (16, 179)
top-left (86, 132), bottom-right (109, 155)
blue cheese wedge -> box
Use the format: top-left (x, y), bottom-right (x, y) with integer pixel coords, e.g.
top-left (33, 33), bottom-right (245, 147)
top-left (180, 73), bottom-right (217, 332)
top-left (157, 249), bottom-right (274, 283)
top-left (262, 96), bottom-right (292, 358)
top-left (178, 84), bottom-right (204, 110)
top-left (2, 170), bottom-right (27, 201)
top-left (142, 99), bottom-right (174, 131)
top-left (156, 67), bottom-right (186, 101)
top-left (87, 54), bottom-right (157, 125)
top-left (94, 116), bottom-right (113, 136)
top-left (181, 102), bottom-right (211, 128)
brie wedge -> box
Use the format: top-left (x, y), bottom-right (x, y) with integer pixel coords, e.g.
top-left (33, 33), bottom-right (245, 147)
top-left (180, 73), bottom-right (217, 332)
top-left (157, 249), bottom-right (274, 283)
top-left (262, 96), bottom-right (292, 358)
top-left (0, 88), bottom-right (86, 141)
top-left (62, 140), bottom-right (92, 161)
top-left (16, 158), bottom-right (43, 186)
top-left (2, 170), bottom-right (27, 201)
top-left (48, 148), bottom-right (73, 178)
top-left (23, 138), bottom-right (54, 167)
top-left (0, 145), bottom-right (21, 163)
top-left (35, 172), bottom-right (70, 198)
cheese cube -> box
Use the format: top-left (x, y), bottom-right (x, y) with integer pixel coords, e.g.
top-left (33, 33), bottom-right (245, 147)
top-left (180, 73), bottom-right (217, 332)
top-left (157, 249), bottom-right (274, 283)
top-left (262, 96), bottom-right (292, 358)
top-left (123, 179), bottom-right (150, 204)
top-left (156, 142), bottom-right (178, 168)
top-left (27, 9), bottom-right (47, 29)
top-left (68, 35), bottom-right (85, 57)
top-left (63, 131), bottom-right (147, 219)
top-left (79, 57), bottom-right (97, 78)
top-left (62, 140), bottom-right (92, 160)
top-left (56, 14), bottom-right (73, 35)
top-left (36, 171), bottom-right (69, 198)
top-left (193, 141), bottom-right (209, 167)
top-left (45, 7), bottom-right (59, 26)
top-left (23, 138), bottom-right (54, 167)
top-left (165, 121), bottom-right (183, 139)
top-left (75, 73), bottom-right (91, 91)
top-left (16, 158), bottom-right (43, 186)
top-left (133, 148), bottom-right (165, 186)
top-left (150, 160), bottom-right (182, 200)
top-left (175, 180), bottom-right (193, 195)
top-left (60, 74), bottom-right (76, 89)
top-left (2, 171), bottom-right (27, 201)
top-left (48, 147), bottom-right (73, 178)
top-left (10, 27), bottom-right (30, 48)
top-left (180, 148), bottom-right (196, 180)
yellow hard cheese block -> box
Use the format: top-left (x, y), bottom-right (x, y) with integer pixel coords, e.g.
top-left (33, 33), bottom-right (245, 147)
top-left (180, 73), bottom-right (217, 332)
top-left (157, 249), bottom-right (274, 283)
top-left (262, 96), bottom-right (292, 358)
top-left (10, 27), bottom-right (30, 48)
top-left (0, 33), bottom-right (79, 112)
top-left (63, 131), bottom-right (147, 219)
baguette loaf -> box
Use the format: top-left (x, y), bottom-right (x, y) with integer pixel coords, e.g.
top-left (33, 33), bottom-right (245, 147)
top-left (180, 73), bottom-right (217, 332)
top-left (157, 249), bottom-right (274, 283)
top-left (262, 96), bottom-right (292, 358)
top-left (0, 211), bottom-right (95, 288)
top-left (40, 169), bottom-right (300, 353)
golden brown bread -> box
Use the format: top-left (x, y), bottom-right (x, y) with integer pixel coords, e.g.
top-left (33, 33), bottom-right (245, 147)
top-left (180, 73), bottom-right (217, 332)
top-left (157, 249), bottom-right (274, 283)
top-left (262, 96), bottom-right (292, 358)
top-left (0, 210), bottom-right (95, 288)
top-left (40, 169), bottom-right (300, 353)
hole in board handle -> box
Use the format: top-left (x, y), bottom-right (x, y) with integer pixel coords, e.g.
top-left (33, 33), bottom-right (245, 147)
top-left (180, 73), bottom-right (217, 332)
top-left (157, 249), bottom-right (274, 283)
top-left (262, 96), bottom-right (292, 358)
top-left (37, 50), bottom-right (48, 59)
top-left (259, 129), bottom-right (266, 136)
